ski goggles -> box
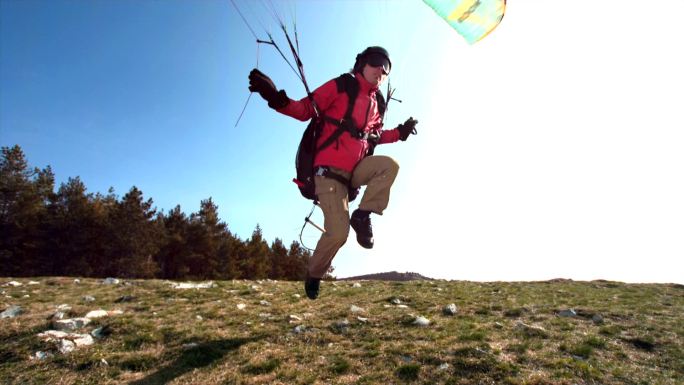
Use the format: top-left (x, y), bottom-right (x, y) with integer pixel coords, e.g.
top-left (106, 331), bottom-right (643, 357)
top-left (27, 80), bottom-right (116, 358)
top-left (366, 53), bottom-right (391, 75)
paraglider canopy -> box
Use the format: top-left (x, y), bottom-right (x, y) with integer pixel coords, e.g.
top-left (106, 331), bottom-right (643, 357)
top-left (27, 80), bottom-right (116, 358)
top-left (422, 0), bottom-right (506, 44)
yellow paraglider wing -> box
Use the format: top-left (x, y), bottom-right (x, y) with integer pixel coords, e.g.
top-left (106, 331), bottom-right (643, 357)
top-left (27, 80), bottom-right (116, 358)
top-left (422, 0), bottom-right (506, 44)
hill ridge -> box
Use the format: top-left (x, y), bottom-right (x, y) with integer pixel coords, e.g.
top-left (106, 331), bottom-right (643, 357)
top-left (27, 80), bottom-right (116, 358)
top-left (338, 271), bottom-right (434, 281)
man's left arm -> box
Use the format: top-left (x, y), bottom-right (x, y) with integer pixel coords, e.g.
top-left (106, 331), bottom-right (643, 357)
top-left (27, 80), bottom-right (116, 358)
top-left (377, 117), bottom-right (418, 144)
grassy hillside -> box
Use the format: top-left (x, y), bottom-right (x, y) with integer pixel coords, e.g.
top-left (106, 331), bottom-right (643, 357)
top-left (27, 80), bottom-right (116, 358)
top-left (1, 277), bottom-right (682, 384)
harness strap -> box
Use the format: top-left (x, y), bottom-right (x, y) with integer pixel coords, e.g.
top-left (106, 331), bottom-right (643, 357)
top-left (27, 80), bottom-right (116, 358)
top-left (316, 73), bottom-right (384, 153)
top-left (317, 116), bottom-right (372, 151)
top-left (314, 166), bottom-right (350, 186)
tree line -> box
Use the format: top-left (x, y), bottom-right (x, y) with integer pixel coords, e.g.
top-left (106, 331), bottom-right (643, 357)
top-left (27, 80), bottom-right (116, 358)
top-left (0, 145), bottom-right (317, 280)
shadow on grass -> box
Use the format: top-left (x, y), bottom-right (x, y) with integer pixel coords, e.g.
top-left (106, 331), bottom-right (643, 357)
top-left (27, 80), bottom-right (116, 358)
top-left (0, 322), bottom-right (54, 364)
top-left (129, 335), bottom-right (263, 385)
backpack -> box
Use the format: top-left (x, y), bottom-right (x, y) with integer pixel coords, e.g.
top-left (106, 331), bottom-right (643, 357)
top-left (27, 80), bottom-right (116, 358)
top-left (293, 73), bottom-right (386, 201)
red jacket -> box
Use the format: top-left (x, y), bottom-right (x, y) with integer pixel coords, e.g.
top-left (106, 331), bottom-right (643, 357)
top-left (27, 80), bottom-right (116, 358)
top-left (277, 72), bottom-right (400, 173)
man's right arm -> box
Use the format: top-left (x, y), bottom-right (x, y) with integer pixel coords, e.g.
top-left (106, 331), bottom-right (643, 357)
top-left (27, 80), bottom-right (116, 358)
top-left (248, 69), bottom-right (340, 123)
top-left (276, 79), bottom-right (338, 122)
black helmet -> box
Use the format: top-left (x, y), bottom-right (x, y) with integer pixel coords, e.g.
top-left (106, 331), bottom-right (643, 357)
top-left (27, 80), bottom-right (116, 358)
top-left (353, 46), bottom-right (391, 74)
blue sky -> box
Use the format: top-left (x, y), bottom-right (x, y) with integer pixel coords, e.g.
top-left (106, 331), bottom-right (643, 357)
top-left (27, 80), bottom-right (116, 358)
top-left (2, 0), bottom-right (683, 283)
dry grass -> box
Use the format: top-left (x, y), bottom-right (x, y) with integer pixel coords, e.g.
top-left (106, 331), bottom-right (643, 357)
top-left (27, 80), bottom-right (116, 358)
top-left (1, 277), bottom-right (682, 384)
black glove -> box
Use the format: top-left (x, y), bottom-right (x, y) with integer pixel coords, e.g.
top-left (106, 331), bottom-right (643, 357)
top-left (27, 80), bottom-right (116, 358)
top-left (397, 117), bottom-right (418, 141)
top-left (248, 68), bottom-right (289, 109)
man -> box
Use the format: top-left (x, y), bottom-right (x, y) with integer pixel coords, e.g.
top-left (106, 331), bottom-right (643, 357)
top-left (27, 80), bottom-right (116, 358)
top-left (248, 46), bottom-right (417, 299)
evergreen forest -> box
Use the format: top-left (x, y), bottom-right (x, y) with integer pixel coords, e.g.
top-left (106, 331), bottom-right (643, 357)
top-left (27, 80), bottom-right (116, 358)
top-left (0, 145), bottom-right (315, 280)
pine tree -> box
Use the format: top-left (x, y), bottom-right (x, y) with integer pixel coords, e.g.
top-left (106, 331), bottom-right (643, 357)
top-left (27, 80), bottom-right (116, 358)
top-left (240, 224), bottom-right (271, 279)
top-left (285, 240), bottom-right (310, 280)
top-left (46, 177), bottom-right (101, 276)
top-left (157, 205), bottom-right (191, 279)
top-left (217, 232), bottom-right (240, 280)
top-left (269, 238), bottom-right (288, 279)
top-left (186, 198), bottom-right (227, 279)
top-left (88, 188), bottom-right (118, 277)
top-left (0, 145), bottom-right (54, 276)
top-left (106, 187), bottom-right (161, 278)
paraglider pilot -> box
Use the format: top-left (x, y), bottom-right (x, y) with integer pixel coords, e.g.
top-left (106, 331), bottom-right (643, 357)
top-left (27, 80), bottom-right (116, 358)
top-left (248, 46), bottom-right (417, 299)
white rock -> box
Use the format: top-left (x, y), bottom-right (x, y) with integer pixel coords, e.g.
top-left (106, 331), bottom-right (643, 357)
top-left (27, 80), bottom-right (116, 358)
top-left (413, 316), bottom-right (431, 327)
top-left (5, 281), bottom-right (23, 287)
top-left (357, 317), bottom-right (368, 323)
top-left (73, 279), bottom-right (81, 284)
top-left (259, 300), bottom-right (271, 306)
top-left (391, 298), bottom-right (402, 305)
top-left (0, 305), bottom-right (23, 319)
top-left (38, 330), bottom-right (93, 346)
top-left (172, 281), bottom-right (216, 289)
top-left (28, 281), bottom-right (40, 285)
top-left (558, 309), bottom-right (577, 318)
top-left (37, 330), bottom-right (94, 354)
top-left (73, 334), bottom-right (94, 347)
top-left (57, 304), bottom-right (71, 311)
top-left (515, 321), bottom-right (548, 337)
top-left (293, 325), bottom-right (306, 334)
top-left (439, 363), bottom-right (450, 370)
top-left (352, 283), bottom-right (362, 288)
top-left (102, 278), bottom-right (120, 285)
top-left (38, 330), bottom-right (70, 340)
top-left (288, 315), bottom-right (302, 322)
top-left (443, 303), bottom-right (458, 316)
top-left (59, 339), bottom-right (75, 354)
top-left (85, 309), bottom-right (123, 318)
top-left (397, 304), bottom-right (409, 309)
top-left (236, 303), bottom-right (246, 310)
top-left (350, 305), bottom-right (364, 313)
top-left (51, 311), bottom-right (66, 320)
top-left (82, 295), bottom-right (96, 302)
top-left (31, 351), bottom-right (52, 360)
top-left (85, 310), bottom-right (108, 319)
top-left (292, 294), bottom-right (301, 299)
top-left (53, 317), bottom-right (91, 331)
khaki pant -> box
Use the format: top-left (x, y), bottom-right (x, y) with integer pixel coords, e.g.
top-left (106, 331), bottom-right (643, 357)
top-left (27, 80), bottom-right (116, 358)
top-left (308, 155), bottom-right (399, 278)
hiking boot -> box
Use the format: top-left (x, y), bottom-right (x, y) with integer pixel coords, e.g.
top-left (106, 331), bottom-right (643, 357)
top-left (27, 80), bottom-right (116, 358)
top-left (304, 276), bottom-right (321, 300)
top-left (350, 209), bottom-right (374, 249)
